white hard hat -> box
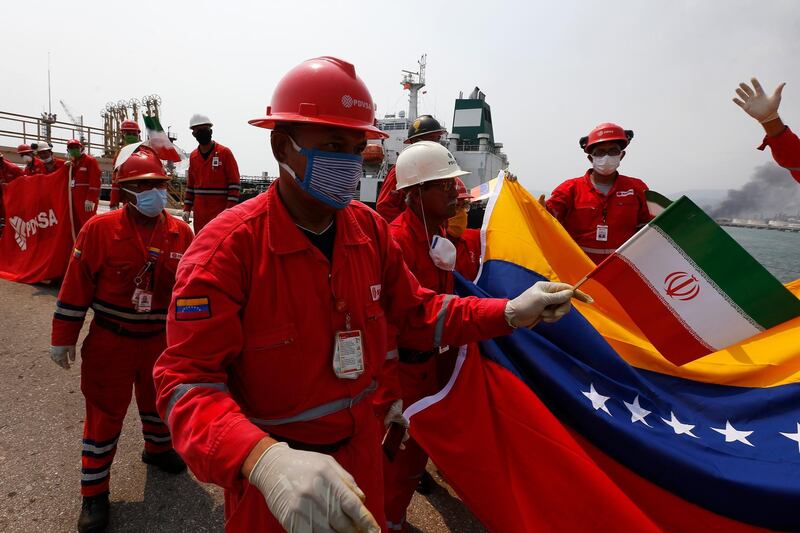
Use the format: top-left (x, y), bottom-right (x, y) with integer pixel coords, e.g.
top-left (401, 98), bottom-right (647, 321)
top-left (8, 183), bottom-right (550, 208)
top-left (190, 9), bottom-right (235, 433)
top-left (37, 142), bottom-right (52, 151)
top-left (189, 114), bottom-right (213, 129)
top-left (395, 141), bottom-right (469, 190)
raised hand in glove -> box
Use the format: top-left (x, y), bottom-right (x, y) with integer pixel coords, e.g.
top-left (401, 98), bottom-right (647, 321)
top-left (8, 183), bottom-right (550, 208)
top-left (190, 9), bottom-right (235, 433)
top-left (249, 442), bottom-right (380, 533)
top-left (84, 200), bottom-right (96, 212)
top-left (504, 281), bottom-right (593, 328)
top-left (733, 77), bottom-right (786, 124)
top-left (50, 345), bottom-right (76, 370)
top-left (181, 211), bottom-right (191, 223)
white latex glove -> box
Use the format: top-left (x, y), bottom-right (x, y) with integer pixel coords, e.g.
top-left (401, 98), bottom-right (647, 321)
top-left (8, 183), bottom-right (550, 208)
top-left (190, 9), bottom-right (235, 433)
top-left (504, 281), bottom-right (593, 327)
top-left (733, 78), bottom-right (786, 123)
top-left (384, 399), bottom-right (410, 449)
top-left (84, 200), bottom-right (96, 212)
top-left (182, 211), bottom-right (191, 223)
top-left (249, 442), bottom-right (380, 533)
top-left (109, 204), bottom-right (120, 211)
top-left (50, 345), bottom-right (76, 370)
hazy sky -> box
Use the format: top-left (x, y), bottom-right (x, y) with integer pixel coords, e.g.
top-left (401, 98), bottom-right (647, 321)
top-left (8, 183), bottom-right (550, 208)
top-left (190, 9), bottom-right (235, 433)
top-left (2, 0), bottom-right (798, 195)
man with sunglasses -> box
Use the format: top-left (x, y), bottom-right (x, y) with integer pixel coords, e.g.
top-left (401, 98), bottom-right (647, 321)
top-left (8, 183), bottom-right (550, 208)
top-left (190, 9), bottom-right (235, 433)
top-left (50, 145), bottom-right (193, 532)
top-left (546, 123), bottom-right (653, 264)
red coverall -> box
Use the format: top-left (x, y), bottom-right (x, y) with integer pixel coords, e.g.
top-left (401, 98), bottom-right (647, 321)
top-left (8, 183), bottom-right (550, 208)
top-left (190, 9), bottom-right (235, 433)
top-left (384, 208), bottom-right (458, 531)
top-left (450, 228), bottom-right (481, 282)
top-left (376, 166), bottom-right (408, 223)
top-left (0, 158), bottom-right (23, 233)
top-left (153, 184), bottom-right (512, 532)
top-left (184, 142), bottom-right (240, 233)
top-left (52, 208), bottom-right (193, 497)
top-left (546, 171), bottom-right (652, 264)
top-left (109, 150), bottom-right (124, 208)
top-left (22, 157), bottom-right (47, 176)
top-left (759, 125), bottom-right (800, 184)
top-left (68, 154), bottom-right (102, 232)
top-left (41, 157), bottom-right (66, 175)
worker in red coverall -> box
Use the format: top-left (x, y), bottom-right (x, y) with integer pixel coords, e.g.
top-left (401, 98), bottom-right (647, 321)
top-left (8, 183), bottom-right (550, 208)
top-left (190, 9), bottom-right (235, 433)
top-left (447, 177), bottom-right (482, 281)
top-left (50, 145), bottom-right (192, 533)
top-left (382, 140), bottom-right (470, 532)
top-left (734, 77), bottom-right (800, 184)
top-left (65, 139), bottom-right (101, 233)
top-left (19, 144), bottom-right (46, 176)
top-left (152, 56), bottom-right (587, 533)
top-left (376, 115), bottom-right (447, 223)
top-left (546, 123), bottom-right (653, 264)
top-left (110, 120), bottom-right (143, 210)
top-left (182, 114), bottom-right (240, 233)
top-left (36, 142), bottom-right (66, 174)
top-left (0, 152), bottom-right (24, 235)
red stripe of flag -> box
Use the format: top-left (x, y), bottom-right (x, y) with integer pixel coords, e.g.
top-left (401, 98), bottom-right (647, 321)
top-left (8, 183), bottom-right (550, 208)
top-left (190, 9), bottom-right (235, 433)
top-left (590, 255), bottom-right (710, 365)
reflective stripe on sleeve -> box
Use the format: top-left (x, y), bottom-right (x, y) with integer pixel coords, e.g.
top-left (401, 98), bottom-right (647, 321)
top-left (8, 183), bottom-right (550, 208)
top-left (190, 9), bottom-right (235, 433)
top-left (386, 349), bottom-right (399, 361)
top-left (250, 380), bottom-right (377, 427)
top-left (433, 295), bottom-right (455, 349)
top-left (165, 382), bottom-right (229, 422)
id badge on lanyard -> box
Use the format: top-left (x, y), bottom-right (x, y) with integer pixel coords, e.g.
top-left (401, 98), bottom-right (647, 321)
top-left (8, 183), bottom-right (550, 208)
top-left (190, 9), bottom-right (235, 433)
top-left (131, 217), bottom-right (163, 313)
top-left (212, 155), bottom-right (221, 168)
top-left (596, 225), bottom-right (609, 242)
top-left (332, 311), bottom-right (364, 380)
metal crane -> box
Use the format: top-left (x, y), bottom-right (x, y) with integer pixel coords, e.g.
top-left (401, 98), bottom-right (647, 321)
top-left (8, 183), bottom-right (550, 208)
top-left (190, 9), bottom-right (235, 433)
top-left (59, 99), bottom-right (86, 144)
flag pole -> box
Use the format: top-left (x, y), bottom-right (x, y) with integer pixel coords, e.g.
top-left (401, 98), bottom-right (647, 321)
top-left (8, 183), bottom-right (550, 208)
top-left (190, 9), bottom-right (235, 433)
top-left (67, 165), bottom-right (76, 242)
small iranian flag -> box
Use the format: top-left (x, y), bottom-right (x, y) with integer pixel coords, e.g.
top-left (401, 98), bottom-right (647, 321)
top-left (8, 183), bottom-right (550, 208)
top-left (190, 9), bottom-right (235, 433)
top-left (143, 115), bottom-right (187, 162)
top-left (587, 196), bottom-right (800, 365)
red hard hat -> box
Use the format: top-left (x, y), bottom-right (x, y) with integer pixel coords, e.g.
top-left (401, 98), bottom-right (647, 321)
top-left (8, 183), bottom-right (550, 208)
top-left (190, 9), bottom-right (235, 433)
top-left (455, 177), bottom-right (473, 200)
top-left (580, 122), bottom-right (634, 153)
top-left (17, 144), bottom-right (33, 154)
top-left (120, 120), bottom-right (141, 133)
top-left (117, 146), bottom-right (169, 183)
top-left (249, 56), bottom-right (389, 139)
top-left (67, 139), bottom-right (82, 148)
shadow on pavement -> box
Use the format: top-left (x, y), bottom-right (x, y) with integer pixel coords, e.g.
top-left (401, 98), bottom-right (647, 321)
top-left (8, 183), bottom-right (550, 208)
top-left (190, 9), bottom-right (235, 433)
top-left (110, 466), bottom-right (224, 532)
top-left (410, 476), bottom-right (487, 533)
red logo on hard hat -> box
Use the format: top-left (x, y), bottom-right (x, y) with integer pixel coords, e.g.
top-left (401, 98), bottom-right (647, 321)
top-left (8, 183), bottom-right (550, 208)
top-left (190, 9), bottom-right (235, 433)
top-left (664, 271), bottom-right (700, 301)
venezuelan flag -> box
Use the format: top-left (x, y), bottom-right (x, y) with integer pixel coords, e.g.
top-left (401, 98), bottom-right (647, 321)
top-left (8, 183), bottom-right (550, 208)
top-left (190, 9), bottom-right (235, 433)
top-left (406, 174), bottom-right (800, 531)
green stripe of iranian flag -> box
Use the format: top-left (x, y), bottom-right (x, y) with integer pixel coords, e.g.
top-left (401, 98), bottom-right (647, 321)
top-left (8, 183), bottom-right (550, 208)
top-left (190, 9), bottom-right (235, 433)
top-left (615, 196), bottom-right (800, 350)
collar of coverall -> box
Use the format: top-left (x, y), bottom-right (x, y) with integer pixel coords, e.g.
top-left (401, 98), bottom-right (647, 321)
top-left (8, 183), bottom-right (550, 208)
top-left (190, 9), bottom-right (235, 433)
top-left (110, 207), bottom-right (180, 241)
top-left (581, 169), bottom-right (631, 196)
top-left (268, 184), bottom-right (370, 255)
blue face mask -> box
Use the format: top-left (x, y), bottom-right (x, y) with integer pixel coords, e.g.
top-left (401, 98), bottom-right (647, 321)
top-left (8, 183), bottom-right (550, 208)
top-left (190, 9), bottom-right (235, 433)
top-left (279, 136), bottom-right (364, 209)
top-left (123, 187), bottom-right (168, 218)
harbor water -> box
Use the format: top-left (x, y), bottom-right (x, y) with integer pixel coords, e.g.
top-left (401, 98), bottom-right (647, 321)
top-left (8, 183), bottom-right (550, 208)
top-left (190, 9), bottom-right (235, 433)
top-left (724, 226), bottom-right (800, 283)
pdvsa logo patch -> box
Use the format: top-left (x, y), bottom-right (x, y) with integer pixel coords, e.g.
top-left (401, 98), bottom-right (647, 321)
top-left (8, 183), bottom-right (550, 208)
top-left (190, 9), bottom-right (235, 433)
top-left (664, 271), bottom-right (700, 301)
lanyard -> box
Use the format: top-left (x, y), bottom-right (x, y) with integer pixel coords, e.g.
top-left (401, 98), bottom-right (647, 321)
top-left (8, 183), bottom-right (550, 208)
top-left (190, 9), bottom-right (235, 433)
top-left (129, 212), bottom-right (166, 291)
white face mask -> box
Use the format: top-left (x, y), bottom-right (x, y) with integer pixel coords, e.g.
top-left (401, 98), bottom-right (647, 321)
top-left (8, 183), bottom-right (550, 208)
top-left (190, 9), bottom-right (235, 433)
top-left (429, 235), bottom-right (457, 271)
top-left (22, 155), bottom-right (33, 163)
top-left (42, 155), bottom-right (53, 163)
top-left (418, 193), bottom-right (457, 271)
top-left (592, 154), bottom-right (621, 176)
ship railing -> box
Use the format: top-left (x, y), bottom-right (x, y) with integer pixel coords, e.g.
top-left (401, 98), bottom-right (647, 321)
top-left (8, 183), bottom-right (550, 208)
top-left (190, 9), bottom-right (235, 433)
top-left (0, 110), bottom-right (109, 158)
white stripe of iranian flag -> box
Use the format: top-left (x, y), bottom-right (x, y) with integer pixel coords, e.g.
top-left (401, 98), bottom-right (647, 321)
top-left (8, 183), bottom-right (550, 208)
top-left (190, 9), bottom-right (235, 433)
top-left (617, 227), bottom-right (763, 350)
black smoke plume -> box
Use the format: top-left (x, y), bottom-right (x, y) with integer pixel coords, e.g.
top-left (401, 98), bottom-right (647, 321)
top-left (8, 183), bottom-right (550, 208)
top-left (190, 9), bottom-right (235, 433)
top-left (711, 163), bottom-right (800, 219)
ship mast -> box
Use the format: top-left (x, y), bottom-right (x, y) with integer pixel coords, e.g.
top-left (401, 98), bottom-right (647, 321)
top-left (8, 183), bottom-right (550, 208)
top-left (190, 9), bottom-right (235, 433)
top-left (401, 54), bottom-right (426, 121)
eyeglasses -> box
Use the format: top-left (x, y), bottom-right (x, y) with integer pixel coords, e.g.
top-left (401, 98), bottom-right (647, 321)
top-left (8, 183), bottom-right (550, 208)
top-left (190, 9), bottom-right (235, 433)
top-left (425, 178), bottom-right (456, 192)
top-left (591, 147), bottom-right (622, 158)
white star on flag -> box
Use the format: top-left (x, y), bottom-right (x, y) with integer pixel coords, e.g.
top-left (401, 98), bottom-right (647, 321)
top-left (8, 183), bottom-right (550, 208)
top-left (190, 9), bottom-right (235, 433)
top-left (624, 395), bottom-right (652, 427)
top-left (779, 423), bottom-right (800, 453)
top-left (661, 411), bottom-right (699, 438)
top-left (581, 383), bottom-right (612, 416)
top-left (711, 420), bottom-right (754, 447)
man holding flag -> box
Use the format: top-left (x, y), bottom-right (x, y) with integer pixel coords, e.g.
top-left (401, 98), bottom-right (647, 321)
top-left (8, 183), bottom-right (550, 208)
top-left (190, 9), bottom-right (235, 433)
top-left (109, 120), bottom-right (143, 210)
top-left (153, 56), bottom-right (585, 532)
